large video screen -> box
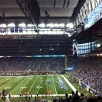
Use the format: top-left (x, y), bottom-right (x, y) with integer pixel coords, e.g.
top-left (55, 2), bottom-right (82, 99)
top-left (77, 42), bottom-right (96, 55)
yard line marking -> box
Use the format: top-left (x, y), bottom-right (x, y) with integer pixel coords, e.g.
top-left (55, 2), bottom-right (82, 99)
top-left (17, 76), bottom-right (33, 94)
top-left (0, 77), bottom-right (12, 86)
top-left (28, 76), bottom-right (38, 93)
top-left (6, 78), bottom-right (22, 92)
top-left (9, 77), bottom-right (27, 94)
top-left (36, 76), bottom-right (42, 94)
top-left (46, 74), bottom-right (48, 90)
top-left (52, 76), bottom-right (57, 94)
top-left (0, 77), bottom-right (16, 88)
top-left (62, 75), bottom-right (80, 95)
top-left (0, 77), bottom-right (8, 82)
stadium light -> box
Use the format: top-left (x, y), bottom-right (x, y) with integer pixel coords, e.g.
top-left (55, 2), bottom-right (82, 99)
top-left (39, 31), bottom-right (44, 34)
top-left (38, 23), bottom-right (45, 28)
top-left (18, 23), bottom-right (26, 27)
top-left (8, 23), bottom-right (15, 27)
top-left (59, 23), bottom-right (65, 27)
top-left (46, 23), bottom-right (53, 28)
top-left (66, 23), bottom-right (74, 28)
top-left (0, 56), bottom-right (3, 58)
top-left (67, 33), bottom-right (72, 37)
top-left (97, 44), bottom-right (101, 47)
top-left (27, 24), bottom-right (34, 27)
top-left (53, 23), bottom-right (59, 27)
top-left (0, 23), bottom-right (7, 28)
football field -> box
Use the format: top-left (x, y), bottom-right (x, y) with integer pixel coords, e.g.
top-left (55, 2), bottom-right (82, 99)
top-left (0, 75), bottom-right (75, 96)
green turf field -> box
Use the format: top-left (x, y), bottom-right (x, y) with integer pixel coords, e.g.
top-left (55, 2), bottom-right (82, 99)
top-left (0, 75), bottom-right (73, 96)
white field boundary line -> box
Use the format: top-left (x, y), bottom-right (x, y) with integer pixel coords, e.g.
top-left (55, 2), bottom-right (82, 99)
top-left (52, 75), bottom-right (57, 94)
top-left (0, 77), bottom-right (14, 86)
top-left (5, 78), bottom-right (23, 92)
top-left (6, 94), bottom-right (72, 97)
top-left (0, 77), bottom-right (17, 88)
top-left (28, 76), bottom-right (38, 93)
top-left (9, 77), bottom-right (27, 94)
top-left (17, 77), bottom-right (33, 94)
top-left (62, 75), bottom-right (80, 95)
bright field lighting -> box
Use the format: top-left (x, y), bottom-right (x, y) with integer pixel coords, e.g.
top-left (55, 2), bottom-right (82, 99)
top-left (59, 23), bottom-right (65, 27)
top-left (53, 23), bottom-right (59, 27)
top-left (8, 23), bottom-right (15, 27)
top-left (46, 23), bottom-right (53, 28)
top-left (38, 23), bottom-right (45, 28)
top-left (0, 23), bottom-right (7, 28)
top-left (66, 23), bottom-right (74, 28)
top-left (18, 23), bottom-right (26, 27)
top-left (27, 24), bottom-right (34, 27)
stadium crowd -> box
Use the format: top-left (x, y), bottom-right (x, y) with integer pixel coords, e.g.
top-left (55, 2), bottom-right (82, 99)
top-left (68, 57), bottom-right (102, 96)
top-left (0, 57), bottom-right (64, 72)
top-left (0, 56), bottom-right (102, 102)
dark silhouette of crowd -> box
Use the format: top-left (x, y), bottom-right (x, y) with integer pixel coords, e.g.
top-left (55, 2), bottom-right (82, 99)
top-left (3, 91), bottom-right (102, 102)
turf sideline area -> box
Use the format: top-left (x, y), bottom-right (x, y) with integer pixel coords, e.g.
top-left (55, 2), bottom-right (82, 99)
top-left (5, 94), bottom-right (72, 97)
top-left (62, 75), bottom-right (80, 95)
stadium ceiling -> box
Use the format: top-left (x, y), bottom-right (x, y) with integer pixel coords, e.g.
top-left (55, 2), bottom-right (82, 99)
top-left (0, 0), bottom-right (84, 36)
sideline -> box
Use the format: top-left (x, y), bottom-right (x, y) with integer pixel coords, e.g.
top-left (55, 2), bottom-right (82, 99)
top-left (6, 94), bottom-right (72, 97)
top-left (62, 75), bottom-right (80, 95)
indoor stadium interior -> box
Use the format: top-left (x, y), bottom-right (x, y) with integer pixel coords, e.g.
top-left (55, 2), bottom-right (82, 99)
top-left (0, 0), bottom-right (102, 102)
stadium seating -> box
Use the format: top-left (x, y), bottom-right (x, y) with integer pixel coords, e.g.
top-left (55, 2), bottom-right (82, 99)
top-left (0, 57), bottom-right (65, 73)
top-left (68, 57), bottom-right (102, 97)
